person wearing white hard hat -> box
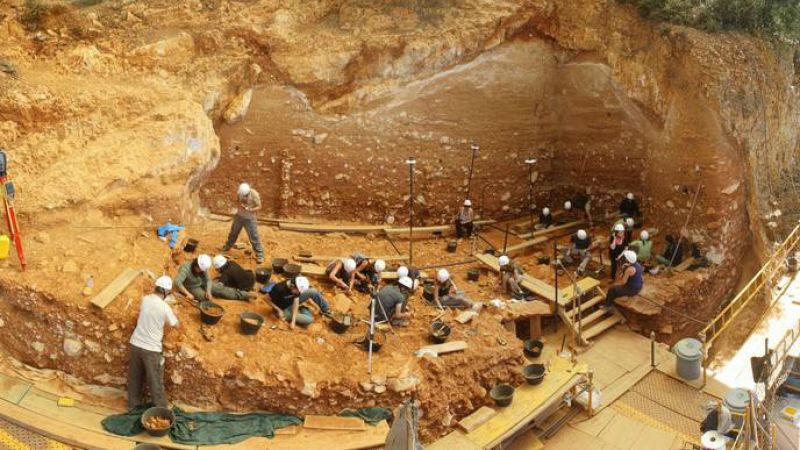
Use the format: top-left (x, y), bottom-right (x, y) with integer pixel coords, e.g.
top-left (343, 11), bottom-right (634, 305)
top-left (619, 192), bottom-right (641, 219)
top-left (564, 189), bottom-right (593, 226)
top-left (432, 268), bottom-right (474, 309)
top-left (210, 255), bottom-right (256, 301)
top-left (327, 257), bottom-right (358, 292)
top-left (605, 249), bottom-right (644, 310)
top-left (562, 229), bottom-right (593, 275)
top-left (127, 276), bottom-right (179, 410)
top-left (266, 276), bottom-right (330, 329)
top-left (535, 207), bottom-right (553, 230)
top-left (350, 253), bottom-right (386, 292)
top-left (455, 199), bottom-right (475, 238)
top-left (612, 216), bottom-right (636, 243)
top-left (375, 276), bottom-right (414, 326)
top-left (497, 254), bottom-right (525, 299)
top-left (221, 182), bottom-right (265, 264)
top-left (628, 230), bottom-right (653, 265)
top-left (175, 254), bottom-right (215, 302)
top-left (609, 223), bottom-right (629, 280)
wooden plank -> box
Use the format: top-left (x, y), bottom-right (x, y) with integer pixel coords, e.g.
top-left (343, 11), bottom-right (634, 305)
top-left (517, 220), bottom-right (585, 240)
top-left (0, 372), bottom-right (32, 404)
top-left (303, 415), bottom-right (366, 431)
top-left (578, 309), bottom-right (607, 329)
top-left (506, 300), bottom-right (551, 319)
top-left (425, 431), bottom-right (482, 450)
top-left (558, 277), bottom-right (601, 306)
top-left (672, 257), bottom-right (697, 273)
top-left (458, 406), bottom-right (497, 433)
top-left (565, 295), bottom-right (604, 319)
top-left (596, 411), bottom-right (646, 449)
top-left (264, 420), bottom-right (389, 450)
top-left (0, 398), bottom-right (136, 450)
top-left (582, 314), bottom-right (623, 341)
top-left (279, 222), bottom-right (386, 233)
top-left (299, 264), bottom-right (327, 276)
top-left (475, 253), bottom-right (559, 302)
top-left (504, 236), bottom-right (549, 255)
top-left (384, 219), bottom-right (495, 235)
top-left (419, 340), bottom-right (468, 355)
top-left (294, 255), bottom-right (408, 263)
top-left (506, 430), bottom-right (544, 450)
top-left (455, 311), bottom-right (478, 324)
top-left (90, 268), bottom-right (142, 310)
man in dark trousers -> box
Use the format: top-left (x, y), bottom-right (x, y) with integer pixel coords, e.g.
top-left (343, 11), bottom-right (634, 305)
top-left (376, 276), bottom-right (414, 326)
top-left (564, 190), bottom-right (593, 226)
top-left (455, 199), bottom-right (475, 238)
top-left (127, 276), bottom-right (179, 410)
top-left (619, 192), bottom-right (641, 218)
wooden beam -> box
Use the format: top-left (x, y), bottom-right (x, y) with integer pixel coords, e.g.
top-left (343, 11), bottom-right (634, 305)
top-left (293, 255), bottom-right (408, 263)
top-left (279, 222), bottom-right (387, 233)
top-left (384, 219), bottom-right (495, 236)
top-left (419, 340), bottom-right (468, 355)
top-left (303, 415), bottom-right (366, 431)
top-left (516, 219), bottom-right (585, 240)
top-left (90, 269), bottom-right (142, 310)
top-left (458, 406), bottom-right (497, 433)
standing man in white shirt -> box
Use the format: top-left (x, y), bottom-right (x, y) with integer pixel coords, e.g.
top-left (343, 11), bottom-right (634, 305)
top-left (127, 276), bottom-right (179, 410)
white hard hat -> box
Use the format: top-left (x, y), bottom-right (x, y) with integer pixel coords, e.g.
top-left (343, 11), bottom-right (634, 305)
top-left (564, 201), bottom-right (572, 210)
top-left (212, 255), bottom-right (227, 269)
top-left (641, 230), bottom-right (650, 240)
top-left (436, 269), bottom-right (450, 283)
top-left (197, 254), bottom-right (212, 271)
top-left (625, 217), bottom-right (634, 227)
top-left (238, 183), bottom-right (251, 196)
top-left (613, 223), bottom-right (625, 232)
top-left (626, 192), bottom-right (634, 200)
top-left (623, 250), bottom-right (638, 264)
top-left (155, 276), bottom-right (173, 291)
top-left (374, 259), bottom-right (386, 273)
top-left (498, 255), bottom-right (510, 266)
top-left (464, 199), bottom-right (472, 207)
top-left (396, 266), bottom-right (409, 278)
top-left (294, 276), bottom-right (310, 293)
top-left (343, 258), bottom-right (357, 273)
top-left (577, 229), bottom-right (588, 240)
top-left (542, 207), bottom-right (550, 215)
top-left (398, 276), bottom-right (413, 289)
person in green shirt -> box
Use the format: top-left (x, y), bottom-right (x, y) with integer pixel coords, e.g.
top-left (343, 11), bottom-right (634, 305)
top-left (628, 230), bottom-right (653, 265)
top-left (175, 254), bottom-right (214, 302)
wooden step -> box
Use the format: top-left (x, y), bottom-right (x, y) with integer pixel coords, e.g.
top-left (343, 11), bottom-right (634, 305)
top-left (564, 295), bottom-right (604, 319)
top-left (582, 313), bottom-right (624, 341)
top-left (577, 308), bottom-right (607, 329)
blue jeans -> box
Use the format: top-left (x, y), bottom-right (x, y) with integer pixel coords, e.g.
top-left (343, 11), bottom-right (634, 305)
top-left (299, 289), bottom-right (330, 314)
top-left (224, 214), bottom-right (264, 258)
top-left (285, 289), bottom-right (329, 326)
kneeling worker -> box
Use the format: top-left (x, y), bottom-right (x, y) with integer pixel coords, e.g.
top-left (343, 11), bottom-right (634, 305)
top-left (327, 257), bottom-right (357, 292)
top-left (562, 229), bottom-right (592, 275)
top-left (605, 250), bottom-right (644, 310)
top-left (619, 192), bottom-right (641, 218)
top-left (564, 190), bottom-right (593, 226)
top-left (433, 269), bottom-right (473, 309)
top-left (175, 254), bottom-right (214, 302)
top-left (628, 231), bottom-right (653, 265)
top-left (352, 254), bottom-right (386, 292)
top-left (498, 255), bottom-right (525, 299)
top-left (266, 276), bottom-right (331, 330)
top-left (535, 207), bottom-right (553, 230)
top-left (128, 276), bottom-right (179, 410)
top-left (211, 255), bottom-right (256, 301)
top-left (375, 276), bottom-right (414, 326)
top-left (455, 199), bottom-right (475, 238)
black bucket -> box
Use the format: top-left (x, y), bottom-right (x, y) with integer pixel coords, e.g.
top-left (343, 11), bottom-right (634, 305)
top-left (359, 331), bottom-right (385, 352)
top-left (183, 238), bottom-right (198, 253)
top-left (537, 256), bottom-right (550, 265)
top-left (330, 312), bottom-right (353, 334)
top-left (490, 384), bottom-right (515, 407)
top-left (430, 321), bottom-right (451, 344)
top-left (467, 268), bottom-right (480, 282)
top-left (522, 364), bottom-right (546, 385)
top-left (283, 263), bottom-right (302, 278)
top-left (272, 258), bottom-right (288, 274)
top-left (524, 339), bottom-right (544, 358)
top-left (141, 406), bottom-right (175, 437)
top-left (299, 250), bottom-right (313, 258)
top-left (447, 241), bottom-right (458, 253)
top-left (255, 267), bottom-right (272, 284)
top-left (423, 285), bottom-right (434, 302)
top-left (199, 301), bottom-right (225, 325)
top-left (484, 248), bottom-right (497, 256)
top-left (239, 311), bottom-right (264, 335)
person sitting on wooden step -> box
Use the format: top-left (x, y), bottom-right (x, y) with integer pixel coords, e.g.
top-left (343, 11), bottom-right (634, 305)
top-left (266, 276), bottom-right (330, 330)
top-left (564, 189), bottom-right (593, 226)
top-left (604, 250), bottom-right (644, 311)
top-left (210, 255), bottom-right (256, 301)
top-left (327, 257), bottom-right (357, 292)
top-left (432, 269), bottom-right (474, 309)
top-left (535, 207), bottom-right (553, 230)
top-left (562, 229), bottom-right (593, 275)
top-left (619, 192), bottom-right (641, 219)
top-left (375, 276), bottom-right (414, 326)
top-left (351, 254), bottom-right (386, 292)
top-left (455, 199), bottom-right (475, 238)
top-left (175, 254), bottom-right (214, 302)
top-left (497, 255), bottom-right (525, 299)
top-left (628, 230), bottom-right (653, 266)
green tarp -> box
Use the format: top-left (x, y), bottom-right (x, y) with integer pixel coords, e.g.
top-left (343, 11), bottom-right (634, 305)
top-left (102, 405), bottom-right (391, 446)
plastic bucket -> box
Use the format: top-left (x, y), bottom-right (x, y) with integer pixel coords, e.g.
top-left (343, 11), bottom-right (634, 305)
top-left (199, 301), bottom-right (225, 325)
top-left (490, 384), bottom-right (515, 407)
top-left (272, 258), bottom-right (288, 274)
top-left (522, 364), bottom-right (546, 385)
top-left (673, 338), bottom-right (703, 381)
top-left (141, 406), bottom-right (175, 437)
top-left (239, 311), bottom-right (264, 335)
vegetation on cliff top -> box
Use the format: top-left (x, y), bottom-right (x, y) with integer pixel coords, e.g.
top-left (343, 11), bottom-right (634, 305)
top-left (621, 0), bottom-right (800, 42)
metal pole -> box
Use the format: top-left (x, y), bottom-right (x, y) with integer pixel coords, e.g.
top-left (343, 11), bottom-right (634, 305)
top-left (650, 331), bottom-right (656, 367)
top-left (525, 157), bottom-right (537, 232)
top-left (466, 144), bottom-right (478, 200)
top-left (368, 296), bottom-right (375, 374)
top-left (553, 240), bottom-right (559, 333)
top-left (502, 224), bottom-right (510, 254)
top-left (668, 183), bottom-right (703, 270)
top-left (406, 158), bottom-right (416, 265)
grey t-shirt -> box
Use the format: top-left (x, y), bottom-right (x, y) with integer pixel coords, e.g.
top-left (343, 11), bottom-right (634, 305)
top-left (376, 285), bottom-right (407, 321)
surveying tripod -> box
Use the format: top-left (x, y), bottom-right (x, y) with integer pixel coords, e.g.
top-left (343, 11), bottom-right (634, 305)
top-left (0, 150), bottom-right (26, 271)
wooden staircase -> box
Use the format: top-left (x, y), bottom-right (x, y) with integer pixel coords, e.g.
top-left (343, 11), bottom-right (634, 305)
top-left (558, 283), bottom-right (624, 346)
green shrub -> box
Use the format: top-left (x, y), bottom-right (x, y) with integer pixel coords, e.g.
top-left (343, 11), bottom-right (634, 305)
top-left (21, 0), bottom-right (49, 30)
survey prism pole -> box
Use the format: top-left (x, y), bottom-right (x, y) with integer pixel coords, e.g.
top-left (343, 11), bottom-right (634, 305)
top-left (406, 157), bottom-right (416, 265)
top-left (525, 157), bottom-right (537, 232)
